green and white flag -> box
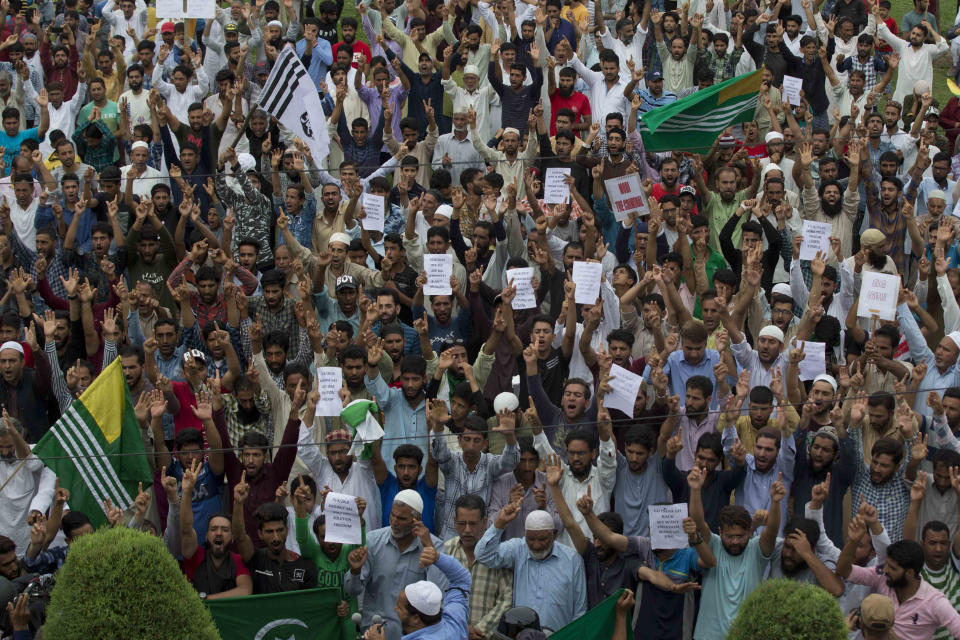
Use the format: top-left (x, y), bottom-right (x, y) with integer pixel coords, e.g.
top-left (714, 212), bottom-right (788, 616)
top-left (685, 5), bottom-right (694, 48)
top-left (638, 70), bottom-right (763, 152)
top-left (33, 358), bottom-right (152, 527)
top-left (342, 399), bottom-right (382, 459)
top-left (207, 588), bottom-right (349, 640)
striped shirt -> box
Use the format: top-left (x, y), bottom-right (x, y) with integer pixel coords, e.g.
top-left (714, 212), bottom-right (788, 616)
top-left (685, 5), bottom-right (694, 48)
top-left (923, 559), bottom-right (960, 640)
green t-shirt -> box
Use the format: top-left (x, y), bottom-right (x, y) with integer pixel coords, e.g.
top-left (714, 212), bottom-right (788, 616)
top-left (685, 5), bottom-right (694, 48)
top-left (703, 190), bottom-right (746, 254)
top-left (693, 533), bottom-right (771, 640)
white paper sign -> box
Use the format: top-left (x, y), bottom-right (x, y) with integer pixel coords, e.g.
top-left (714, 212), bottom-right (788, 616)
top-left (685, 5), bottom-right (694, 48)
top-left (507, 267), bottom-right (536, 310)
top-left (361, 193), bottom-right (385, 233)
top-left (857, 271), bottom-right (900, 321)
top-left (649, 503), bottom-right (689, 550)
top-left (543, 167), bottom-right (571, 204)
top-left (796, 340), bottom-right (827, 381)
top-left (571, 261), bottom-right (602, 305)
top-left (155, 0), bottom-right (214, 19)
top-left (603, 363), bottom-right (643, 417)
top-left (604, 173), bottom-right (649, 221)
top-left (323, 491), bottom-right (362, 545)
top-left (799, 220), bottom-right (833, 261)
top-left (315, 367), bottom-right (343, 416)
top-left (783, 75), bottom-right (803, 107)
top-left (423, 253), bottom-right (453, 296)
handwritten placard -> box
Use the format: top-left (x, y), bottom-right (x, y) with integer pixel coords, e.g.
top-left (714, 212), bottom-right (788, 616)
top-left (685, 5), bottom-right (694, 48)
top-left (507, 267), bottom-right (536, 310)
top-left (799, 220), bottom-right (832, 261)
top-left (323, 491), bottom-right (362, 544)
top-left (796, 340), bottom-right (826, 381)
top-left (361, 193), bottom-right (385, 233)
top-left (423, 253), bottom-right (453, 296)
top-left (649, 503), bottom-right (689, 550)
top-left (857, 271), bottom-right (900, 321)
top-left (604, 173), bottom-right (649, 221)
top-left (571, 261), bottom-right (602, 305)
top-left (603, 363), bottom-right (643, 417)
top-left (544, 167), bottom-right (571, 204)
top-left (315, 367), bottom-right (343, 416)
top-left (783, 75), bottom-right (802, 107)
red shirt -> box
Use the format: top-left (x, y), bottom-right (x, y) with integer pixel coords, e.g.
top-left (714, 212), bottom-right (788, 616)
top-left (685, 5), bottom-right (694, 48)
top-left (171, 380), bottom-right (202, 435)
top-left (332, 40), bottom-right (372, 69)
top-left (736, 142), bottom-right (768, 159)
top-left (875, 17), bottom-right (897, 52)
top-left (651, 182), bottom-right (686, 202)
top-left (548, 89), bottom-right (592, 137)
top-left (182, 545), bottom-right (250, 584)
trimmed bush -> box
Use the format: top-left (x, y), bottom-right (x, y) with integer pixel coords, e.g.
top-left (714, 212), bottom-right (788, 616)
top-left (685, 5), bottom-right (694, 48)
top-left (726, 578), bottom-right (847, 640)
top-left (42, 526), bottom-right (221, 640)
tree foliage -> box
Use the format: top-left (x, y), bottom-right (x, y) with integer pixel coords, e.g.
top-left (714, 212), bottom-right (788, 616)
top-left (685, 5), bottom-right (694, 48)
top-left (726, 579), bottom-right (847, 640)
top-left (43, 526), bottom-right (221, 640)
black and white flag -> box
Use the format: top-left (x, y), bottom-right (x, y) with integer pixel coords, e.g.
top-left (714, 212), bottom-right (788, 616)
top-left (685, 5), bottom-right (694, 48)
top-left (257, 45), bottom-right (330, 164)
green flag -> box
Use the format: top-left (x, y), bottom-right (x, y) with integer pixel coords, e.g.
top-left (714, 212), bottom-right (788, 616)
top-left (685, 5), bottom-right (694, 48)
top-left (32, 358), bottom-right (152, 527)
top-left (206, 588), bottom-right (347, 640)
top-left (638, 70), bottom-right (763, 152)
top-left (551, 589), bottom-right (633, 640)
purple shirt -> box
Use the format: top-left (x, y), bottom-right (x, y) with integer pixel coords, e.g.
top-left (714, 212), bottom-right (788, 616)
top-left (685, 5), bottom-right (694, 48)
top-left (358, 83), bottom-right (409, 151)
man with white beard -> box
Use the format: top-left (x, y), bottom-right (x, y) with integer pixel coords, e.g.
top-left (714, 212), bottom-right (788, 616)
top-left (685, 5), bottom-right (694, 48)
top-left (431, 109), bottom-right (485, 188)
top-left (475, 504), bottom-right (587, 633)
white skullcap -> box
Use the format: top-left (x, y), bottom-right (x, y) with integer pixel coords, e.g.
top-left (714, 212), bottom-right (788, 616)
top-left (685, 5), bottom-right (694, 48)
top-left (502, 127), bottom-right (520, 138)
top-left (525, 510), bottom-right (555, 531)
top-left (329, 232), bottom-right (351, 247)
top-left (813, 374), bottom-right (838, 392)
top-left (0, 341), bottom-right (23, 355)
top-left (494, 392), bottom-right (519, 413)
top-left (130, 140), bottom-right (148, 151)
top-left (927, 189), bottom-right (946, 202)
top-left (405, 581), bottom-right (442, 616)
top-left (394, 489), bottom-right (424, 515)
top-left (764, 131), bottom-right (784, 143)
top-left (758, 325), bottom-right (784, 343)
top-left (236, 152), bottom-right (256, 172)
top-left (267, 19), bottom-right (283, 28)
top-left (913, 80), bottom-right (930, 94)
top-left (771, 283), bottom-right (792, 297)
top-left (463, 64), bottom-right (480, 77)
top-left (434, 205), bottom-right (453, 219)
top-left (761, 162), bottom-right (782, 178)
top-left (947, 331), bottom-right (960, 351)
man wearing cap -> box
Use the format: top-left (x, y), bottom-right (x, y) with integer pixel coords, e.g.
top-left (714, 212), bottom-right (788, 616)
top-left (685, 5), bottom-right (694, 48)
top-left (476, 504), bottom-right (587, 633)
top-left (0, 341), bottom-right (56, 443)
top-left (847, 593), bottom-right (898, 640)
top-left (345, 491), bottom-right (446, 640)
top-left (315, 231), bottom-right (384, 301)
top-left (913, 152), bottom-right (956, 217)
top-left (718, 292), bottom-right (791, 397)
top-left (627, 70), bottom-right (677, 114)
top-left (314, 273), bottom-right (363, 334)
top-left (442, 58), bottom-right (497, 144)
top-left (296, 393), bottom-right (381, 529)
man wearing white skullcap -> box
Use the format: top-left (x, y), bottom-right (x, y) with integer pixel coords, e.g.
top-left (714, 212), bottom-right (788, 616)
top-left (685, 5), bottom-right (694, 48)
top-left (345, 492), bottom-right (446, 640)
top-left (0, 341), bottom-right (56, 442)
top-left (362, 521), bottom-right (471, 640)
top-left (719, 296), bottom-right (791, 406)
top-left (897, 298), bottom-right (960, 417)
top-left (474, 501), bottom-right (587, 632)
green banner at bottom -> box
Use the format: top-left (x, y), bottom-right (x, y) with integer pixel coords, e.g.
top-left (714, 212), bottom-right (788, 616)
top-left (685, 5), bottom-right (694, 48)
top-left (551, 589), bottom-right (633, 640)
top-left (206, 587), bottom-right (351, 640)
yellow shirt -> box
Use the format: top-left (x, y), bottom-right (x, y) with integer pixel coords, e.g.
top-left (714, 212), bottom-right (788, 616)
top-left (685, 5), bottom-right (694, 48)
top-left (717, 404), bottom-right (800, 453)
top-left (563, 3), bottom-right (589, 26)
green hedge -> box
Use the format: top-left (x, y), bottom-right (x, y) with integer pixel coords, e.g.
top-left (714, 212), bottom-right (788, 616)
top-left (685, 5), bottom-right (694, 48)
top-left (726, 579), bottom-right (847, 640)
top-left (42, 526), bottom-right (221, 640)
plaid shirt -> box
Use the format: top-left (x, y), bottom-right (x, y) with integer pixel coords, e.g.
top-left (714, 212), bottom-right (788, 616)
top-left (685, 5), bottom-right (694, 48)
top-left (443, 536), bottom-right (514, 637)
top-left (850, 425), bottom-right (913, 542)
top-left (837, 54), bottom-right (886, 93)
top-left (72, 119), bottom-right (117, 172)
top-left (704, 46), bottom-right (744, 83)
top-left (250, 297), bottom-right (300, 357)
top-left (430, 432), bottom-right (520, 541)
top-left (222, 391), bottom-right (273, 448)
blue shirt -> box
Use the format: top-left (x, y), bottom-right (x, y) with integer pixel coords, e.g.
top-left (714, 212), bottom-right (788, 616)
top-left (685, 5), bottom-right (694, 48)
top-left (274, 192), bottom-right (318, 249)
top-left (296, 38), bottom-right (333, 91)
top-left (372, 320), bottom-right (422, 355)
top-left (613, 451), bottom-right (671, 537)
top-left (343, 526), bottom-right (448, 640)
top-left (694, 533), bottom-right (771, 640)
top-left (365, 371), bottom-right (428, 472)
top-left (475, 524), bottom-right (587, 632)
top-left (412, 304), bottom-right (472, 352)
top-left (401, 553), bottom-right (471, 640)
top-left (168, 458), bottom-right (223, 544)
top-left (546, 18), bottom-right (577, 55)
top-left (897, 302), bottom-right (960, 417)
top-left (379, 473), bottom-right (437, 533)
top-left (35, 203), bottom-right (96, 254)
top-left (643, 348), bottom-right (723, 409)
top-left (0, 127), bottom-right (40, 174)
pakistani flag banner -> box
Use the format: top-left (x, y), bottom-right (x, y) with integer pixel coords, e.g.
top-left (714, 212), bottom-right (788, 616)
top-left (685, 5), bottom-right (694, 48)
top-left (32, 357), bottom-right (152, 527)
top-left (638, 69), bottom-right (763, 152)
top-left (551, 589), bottom-right (633, 640)
top-left (206, 588), bottom-right (347, 639)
